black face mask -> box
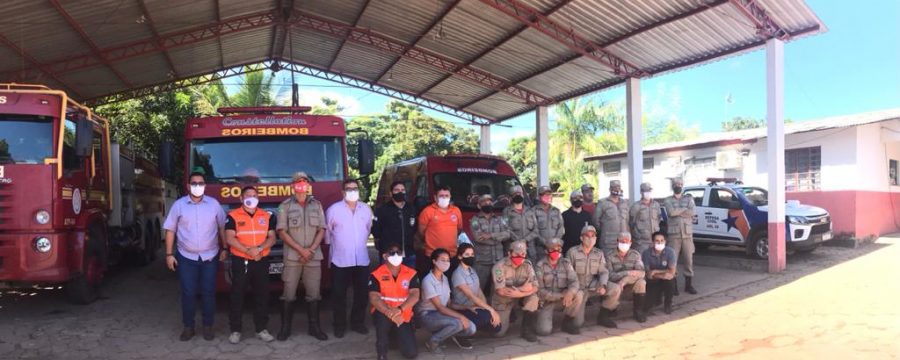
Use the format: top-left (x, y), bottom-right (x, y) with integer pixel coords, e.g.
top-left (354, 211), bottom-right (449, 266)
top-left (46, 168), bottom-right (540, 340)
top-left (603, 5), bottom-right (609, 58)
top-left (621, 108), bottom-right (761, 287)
top-left (392, 192), bottom-right (406, 202)
top-left (571, 200), bottom-right (583, 208)
top-left (512, 195), bottom-right (525, 204)
top-left (673, 186), bottom-right (683, 194)
top-left (480, 205), bottom-right (493, 213)
top-left (461, 256), bottom-right (476, 267)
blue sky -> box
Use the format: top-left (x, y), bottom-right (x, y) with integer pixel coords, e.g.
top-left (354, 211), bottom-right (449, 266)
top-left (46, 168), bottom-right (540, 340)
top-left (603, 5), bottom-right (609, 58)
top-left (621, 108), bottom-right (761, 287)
top-left (263, 0), bottom-right (899, 154)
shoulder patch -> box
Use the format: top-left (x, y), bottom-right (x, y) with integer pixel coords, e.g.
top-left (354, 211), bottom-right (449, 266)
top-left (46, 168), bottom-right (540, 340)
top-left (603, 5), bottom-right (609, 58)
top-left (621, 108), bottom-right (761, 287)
top-left (494, 269), bottom-right (504, 283)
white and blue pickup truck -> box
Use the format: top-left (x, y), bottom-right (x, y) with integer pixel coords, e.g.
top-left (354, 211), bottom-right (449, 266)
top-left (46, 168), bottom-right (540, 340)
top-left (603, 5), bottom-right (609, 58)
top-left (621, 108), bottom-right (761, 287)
top-left (662, 178), bottom-right (833, 259)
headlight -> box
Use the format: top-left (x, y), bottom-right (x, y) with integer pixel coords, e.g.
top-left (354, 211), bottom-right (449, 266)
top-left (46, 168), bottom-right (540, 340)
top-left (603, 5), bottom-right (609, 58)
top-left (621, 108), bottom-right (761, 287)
top-left (787, 216), bottom-right (807, 224)
top-left (33, 237), bottom-right (52, 253)
top-left (35, 210), bottom-right (51, 224)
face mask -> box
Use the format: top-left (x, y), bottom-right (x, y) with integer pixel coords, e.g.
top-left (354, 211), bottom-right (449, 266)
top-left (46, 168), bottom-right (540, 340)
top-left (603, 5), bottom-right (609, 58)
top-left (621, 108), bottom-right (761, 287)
top-left (673, 186), bottom-right (683, 194)
top-left (387, 254), bottom-right (403, 267)
top-left (461, 256), bottom-right (475, 267)
top-left (548, 250), bottom-right (561, 261)
top-left (437, 197), bottom-right (450, 208)
top-left (571, 200), bottom-right (583, 208)
top-left (345, 190), bottom-right (359, 202)
top-left (654, 243), bottom-right (666, 251)
top-left (618, 243), bottom-right (631, 252)
top-left (243, 197), bottom-right (259, 209)
top-left (512, 195), bottom-right (524, 204)
top-left (480, 205), bottom-right (493, 213)
top-left (582, 236), bottom-right (596, 248)
top-left (611, 190), bottom-right (622, 197)
top-left (642, 191), bottom-right (652, 199)
top-left (435, 260), bottom-right (450, 273)
top-left (293, 181), bottom-right (310, 195)
top-left (541, 195), bottom-right (552, 204)
top-left (392, 192), bottom-right (406, 202)
top-left (190, 185), bottom-right (205, 197)
top-left (510, 255), bottom-right (526, 266)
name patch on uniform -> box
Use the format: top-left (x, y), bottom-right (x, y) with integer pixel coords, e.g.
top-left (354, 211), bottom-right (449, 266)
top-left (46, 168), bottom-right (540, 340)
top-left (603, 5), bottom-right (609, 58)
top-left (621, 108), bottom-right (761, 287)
top-left (401, 280), bottom-right (409, 289)
top-left (258, 217), bottom-right (266, 225)
top-left (238, 221), bottom-right (246, 226)
top-left (450, 214), bottom-right (458, 222)
top-left (381, 275), bottom-right (390, 281)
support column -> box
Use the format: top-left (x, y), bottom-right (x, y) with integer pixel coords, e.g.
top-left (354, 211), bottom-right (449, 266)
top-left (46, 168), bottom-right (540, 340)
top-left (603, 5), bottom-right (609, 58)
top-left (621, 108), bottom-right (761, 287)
top-left (626, 77), bottom-right (643, 199)
top-left (766, 38), bottom-right (786, 273)
top-left (479, 125), bottom-right (491, 154)
top-left (536, 106), bottom-right (549, 187)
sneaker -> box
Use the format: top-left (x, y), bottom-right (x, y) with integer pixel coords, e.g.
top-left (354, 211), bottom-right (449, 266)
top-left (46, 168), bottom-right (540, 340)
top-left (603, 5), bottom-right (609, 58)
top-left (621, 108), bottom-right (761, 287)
top-left (228, 332), bottom-right (241, 344)
top-left (425, 340), bottom-right (443, 354)
top-left (257, 329), bottom-right (275, 342)
top-left (451, 336), bottom-right (473, 350)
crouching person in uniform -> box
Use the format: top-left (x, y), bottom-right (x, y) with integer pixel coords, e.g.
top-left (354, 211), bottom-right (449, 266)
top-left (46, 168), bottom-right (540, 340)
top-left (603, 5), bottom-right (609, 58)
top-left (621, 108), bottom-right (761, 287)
top-left (605, 232), bottom-right (647, 323)
top-left (642, 231), bottom-right (677, 315)
top-left (568, 225), bottom-right (617, 328)
top-left (369, 243), bottom-right (420, 360)
top-left (535, 238), bottom-right (583, 336)
top-left (276, 172), bottom-right (328, 341)
top-left (491, 240), bottom-right (539, 342)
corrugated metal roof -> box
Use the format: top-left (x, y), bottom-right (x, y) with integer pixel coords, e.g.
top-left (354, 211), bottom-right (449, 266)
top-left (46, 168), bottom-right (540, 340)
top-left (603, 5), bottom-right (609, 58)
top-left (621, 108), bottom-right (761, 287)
top-left (0, 0), bottom-right (825, 124)
top-left (585, 108), bottom-right (900, 161)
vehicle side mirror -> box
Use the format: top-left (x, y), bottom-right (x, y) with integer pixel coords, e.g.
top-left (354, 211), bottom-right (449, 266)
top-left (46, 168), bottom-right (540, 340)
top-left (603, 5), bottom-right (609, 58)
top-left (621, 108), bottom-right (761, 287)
top-left (356, 138), bottom-right (375, 175)
top-left (414, 195), bottom-right (428, 210)
top-left (159, 141), bottom-right (174, 180)
top-left (74, 117), bottom-right (93, 158)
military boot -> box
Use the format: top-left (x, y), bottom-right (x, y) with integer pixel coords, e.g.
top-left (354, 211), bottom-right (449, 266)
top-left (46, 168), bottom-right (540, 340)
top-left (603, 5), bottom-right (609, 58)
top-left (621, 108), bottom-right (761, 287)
top-left (277, 301), bottom-right (295, 341)
top-left (597, 308), bottom-right (618, 328)
top-left (633, 294), bottom-right (647, 323)
top-left (685, 276), bottom-right (698, 294)
top-left (521, 311), bottom-right (538, 342)
top-left (561, 316), bottom-right (581, 335)
top-left (307, 301), bottom-right (329, 341)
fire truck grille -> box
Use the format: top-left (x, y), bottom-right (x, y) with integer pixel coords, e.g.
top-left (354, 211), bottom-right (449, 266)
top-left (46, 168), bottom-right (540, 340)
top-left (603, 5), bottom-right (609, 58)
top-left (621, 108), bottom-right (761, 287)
top-left (0, 182), bottom-right (11, 227)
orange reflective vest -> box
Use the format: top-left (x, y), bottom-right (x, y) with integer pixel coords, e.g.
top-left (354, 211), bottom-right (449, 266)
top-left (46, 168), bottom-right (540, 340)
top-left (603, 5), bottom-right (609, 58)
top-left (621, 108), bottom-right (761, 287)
top-left (228, 208), bottom-right (272, 260)
top-left (370, 264), bottom-right (417, 322)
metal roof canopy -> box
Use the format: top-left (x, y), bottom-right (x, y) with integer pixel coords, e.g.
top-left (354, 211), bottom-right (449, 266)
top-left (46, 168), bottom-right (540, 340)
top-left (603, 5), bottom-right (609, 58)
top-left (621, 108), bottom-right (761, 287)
top-left (0, 0), bottom-right (824, 124)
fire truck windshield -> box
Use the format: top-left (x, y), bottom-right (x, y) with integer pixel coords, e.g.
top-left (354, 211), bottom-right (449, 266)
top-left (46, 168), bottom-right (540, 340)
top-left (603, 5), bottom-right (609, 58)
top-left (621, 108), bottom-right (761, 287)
top-left (0, 115), bottom-right (54, 164)
top-left (189, 136), bottom-right (344, 184)
top-left (433, 173), bottom-right (523, 210)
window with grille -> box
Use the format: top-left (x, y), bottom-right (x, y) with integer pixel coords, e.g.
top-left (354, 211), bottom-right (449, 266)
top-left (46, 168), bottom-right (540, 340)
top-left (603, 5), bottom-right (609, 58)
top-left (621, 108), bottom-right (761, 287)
top-left (785, 147), bottom-right (821, 191)
top-left (643, 157), bottom-right (654, 171)
top-left (603, 161), bottom-right (621, 174)
top-left (890, 159), bottom-right (898, 186)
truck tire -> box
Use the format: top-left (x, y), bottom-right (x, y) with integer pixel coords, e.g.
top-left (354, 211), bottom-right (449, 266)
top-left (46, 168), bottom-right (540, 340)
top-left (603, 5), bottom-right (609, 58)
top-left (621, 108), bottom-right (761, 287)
top-left (67, 225), bottom-right (106, 304)
top-left (130, 223), bottom-right (152, 267)
top-left (747, 231), bottom-right (768, 259)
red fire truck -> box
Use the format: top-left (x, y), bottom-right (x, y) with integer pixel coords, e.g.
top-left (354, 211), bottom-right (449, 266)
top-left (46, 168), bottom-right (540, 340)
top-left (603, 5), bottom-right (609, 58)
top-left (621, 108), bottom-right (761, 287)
top-left (0, 84), bottom-right (171, 304)
top-left (179, 106), bottom-right (373, 289)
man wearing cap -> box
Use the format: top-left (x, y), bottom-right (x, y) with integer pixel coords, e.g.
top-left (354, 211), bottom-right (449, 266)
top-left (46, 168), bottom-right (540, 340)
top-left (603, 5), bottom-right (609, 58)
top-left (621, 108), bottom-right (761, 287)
top-left (629, 182), bottom-right (661, 253)
top-left (534, 238), bottom-right (582, 336)
top-left (562, 190), bottom-right (594, 254)
top-left (491, 240), bottom-right (539, 342)
top-left (503, 185), bottom-right (539, 257)
top-left (470, 194), bottom-right (510, 291)
top-left (567, 225), bottom-right (617, 328)
top-left (533, 185), bottom-right (564, 264)
top-left (275, 172), bottom-right (328, 341)
top-left (580, 184), bottom-right (597, 216)
top-left (664, 178), bottom-right (697, 295)
top-left (605, 232), bottom-right (647, 323)
top-left (594, 180), bottom-right (631, 251)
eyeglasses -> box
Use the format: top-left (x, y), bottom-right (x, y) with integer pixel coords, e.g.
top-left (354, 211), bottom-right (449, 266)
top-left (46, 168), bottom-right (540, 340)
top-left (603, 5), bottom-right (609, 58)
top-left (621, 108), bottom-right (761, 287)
top-left (387, 251), bottom-right (402, 256)
top-left (189, 182), bottom-right (205, 186)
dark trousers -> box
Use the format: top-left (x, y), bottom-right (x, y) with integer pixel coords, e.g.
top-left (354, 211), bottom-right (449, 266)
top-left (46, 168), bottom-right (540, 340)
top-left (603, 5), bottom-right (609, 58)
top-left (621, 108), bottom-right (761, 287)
top-left (646, 278), bottom-right (675, 307)
top-left (229, 255), bottom-right (270, 333)
top-left (373, 312), bottom-right (417, 359)
top-left (176, 251), bottom-right (218, 328)
top-left (460, 308), bottom-right (501, 334)
top-left (331, 264), bottom-right (369, 330)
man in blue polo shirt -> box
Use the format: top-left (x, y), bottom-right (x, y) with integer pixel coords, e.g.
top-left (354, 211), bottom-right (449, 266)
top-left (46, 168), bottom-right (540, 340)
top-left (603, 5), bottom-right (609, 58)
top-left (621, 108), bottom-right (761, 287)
top-left (641, 231), bottom-right (677, 315)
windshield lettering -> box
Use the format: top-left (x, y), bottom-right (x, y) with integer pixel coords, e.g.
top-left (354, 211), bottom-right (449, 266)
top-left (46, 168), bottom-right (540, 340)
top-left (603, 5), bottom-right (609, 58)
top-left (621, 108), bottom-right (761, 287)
top-left (222, 127), bottom-right (310, 136)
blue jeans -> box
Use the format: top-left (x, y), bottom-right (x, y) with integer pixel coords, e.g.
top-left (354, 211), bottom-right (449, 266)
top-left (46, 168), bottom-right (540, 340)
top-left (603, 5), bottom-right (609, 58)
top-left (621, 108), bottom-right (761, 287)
top-left (419, 310), bottom-right (476, 344)
top-left (177, 251), bottom-right (218, 328)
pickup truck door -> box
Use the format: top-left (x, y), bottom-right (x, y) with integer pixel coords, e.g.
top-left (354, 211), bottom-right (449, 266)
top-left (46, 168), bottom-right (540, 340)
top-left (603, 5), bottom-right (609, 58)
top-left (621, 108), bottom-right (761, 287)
top-left (705, 188), bottom-right (744, 243)
top-left (682, 188), bottom-right (709, 237)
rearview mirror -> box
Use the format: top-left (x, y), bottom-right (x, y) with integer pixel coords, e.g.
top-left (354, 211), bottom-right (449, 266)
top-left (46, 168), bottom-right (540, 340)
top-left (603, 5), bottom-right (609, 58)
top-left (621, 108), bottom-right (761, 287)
top-left (159, 141), bottom-right (174, 180)
top-left (74, 117), bottom-right (93, 158)
top-left (357, 138), bottom-right (375, 175)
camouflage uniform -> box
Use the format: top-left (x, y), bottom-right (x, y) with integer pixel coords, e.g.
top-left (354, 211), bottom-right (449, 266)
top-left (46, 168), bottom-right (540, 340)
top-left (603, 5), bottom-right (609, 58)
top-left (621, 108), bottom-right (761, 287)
top-left (567, 244), bottom-right (610, 327)
top-left (534, 239), bottom-right (583, 336)
top-left (533, 204), bottom-right (564, 260)
top-left (629, 184), bottom-right (661, 254)
top-left (491, 257), bottom-right (539, 337)
top-left (604, 248), bottom-right (646, 309)
top-left (470, 212), bottom-right (510, 289)
top-left (594, 197), bottom-right (630, 251)
top-left (664, 193), bottom-right (695, 277)
top-left (503, 205), bottom-right (539, 260)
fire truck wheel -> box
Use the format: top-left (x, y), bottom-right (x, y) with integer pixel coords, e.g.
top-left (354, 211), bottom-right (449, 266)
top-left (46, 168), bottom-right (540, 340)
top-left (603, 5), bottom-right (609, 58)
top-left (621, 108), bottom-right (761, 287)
top-left (67, 225), bottom-right (106, 304)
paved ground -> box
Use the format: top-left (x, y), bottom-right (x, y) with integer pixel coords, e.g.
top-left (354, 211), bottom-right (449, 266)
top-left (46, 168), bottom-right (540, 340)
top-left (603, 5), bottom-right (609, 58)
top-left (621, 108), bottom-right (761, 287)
top-left (1, 236), bottom-right (898, 359)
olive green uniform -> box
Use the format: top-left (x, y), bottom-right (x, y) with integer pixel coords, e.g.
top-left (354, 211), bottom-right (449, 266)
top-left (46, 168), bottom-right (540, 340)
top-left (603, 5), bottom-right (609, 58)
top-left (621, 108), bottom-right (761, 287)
top-left (629, 200), bottom-right (661, 253)
top-left (470, 213), bottom-right (510, 289)
top-left (503, 206), bottom-right (540, 260)
top-left (567, 246), bottom-right (613, 327)
top-left (593, 197), bottom-right (631, 251)
top-left (604, 249), bottom-right (646, 309)
top-left (534, 257), bottom-right (583, 335)
top-left (664, 195), bottom-right (695, 277)
top-left (533, 204), bottom-right (564, 259)
top-left (491, 257), bottom-right (540, 337)
top-left (276, 197), bottom-right (325, 302)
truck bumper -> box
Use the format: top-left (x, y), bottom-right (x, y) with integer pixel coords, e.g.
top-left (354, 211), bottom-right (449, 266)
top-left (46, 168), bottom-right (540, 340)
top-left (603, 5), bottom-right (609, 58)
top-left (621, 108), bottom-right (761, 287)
top-left (0, 231), bottom-right (71, 284)
top-left (789, 231), bottom-right (832, 251)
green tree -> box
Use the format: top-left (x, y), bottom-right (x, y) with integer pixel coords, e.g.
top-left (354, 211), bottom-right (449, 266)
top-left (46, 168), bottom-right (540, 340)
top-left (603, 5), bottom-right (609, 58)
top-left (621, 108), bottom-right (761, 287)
top-left (503, 136), bottom-right (536, 190)
top-left (722, 116), bottom-right (765, 131)
top-left (191, 68), bottom-right (276, 113)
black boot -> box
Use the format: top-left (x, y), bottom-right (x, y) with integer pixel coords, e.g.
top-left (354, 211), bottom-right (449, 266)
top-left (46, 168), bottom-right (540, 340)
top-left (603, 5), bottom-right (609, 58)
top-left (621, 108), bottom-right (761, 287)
top-left (663, 281), bottom-right (674, 314)
top-left (673, 277), bottom-right (680, 296)
top-left (561, 316), bottom-right (580, 335)
top-left (307, 301), bottom-right (329, 341)
top-left (597, 308), bottom-right (617, 328)
top-left (633, 294), bottom-right (647, 323)
top-left (277, 300), bottom-right (294, 341)
top-left (685, 276), bottom-right (697, 294)
top-left (521, 311), bottom-right (538, 342)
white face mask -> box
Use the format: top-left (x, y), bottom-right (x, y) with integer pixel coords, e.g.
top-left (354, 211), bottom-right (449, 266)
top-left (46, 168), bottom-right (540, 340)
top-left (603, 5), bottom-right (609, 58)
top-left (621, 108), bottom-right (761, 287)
top-left (435, 260), bottom-right (451, 273)
top-left (642, 191), bottom-right (652, 199)
top-left (437, 197), bottom-right (450, 208)
top-left (387, 254), bottom-right (403, 267)
top-left (344, 190), bottom-right (359, 202)
top-left (654, 243), bottom-right (666, 251)
top-left (618, 243), bottom-right (631, 252)
top-left (190, 185), bottom-right (205, 197)
top-left (243, 197), bottom-right (259, 209)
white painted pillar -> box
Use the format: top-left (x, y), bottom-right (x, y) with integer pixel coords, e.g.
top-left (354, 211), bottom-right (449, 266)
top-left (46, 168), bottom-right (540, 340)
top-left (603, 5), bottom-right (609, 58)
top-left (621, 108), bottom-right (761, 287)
top-left (626, 77), bottom-right (643, 199)
top-left (766, 38), bottom-right (786, 273)
top-left (479, 125), bottom-right (491, 154)
top-left (536, 106), bottom-right (549, 187)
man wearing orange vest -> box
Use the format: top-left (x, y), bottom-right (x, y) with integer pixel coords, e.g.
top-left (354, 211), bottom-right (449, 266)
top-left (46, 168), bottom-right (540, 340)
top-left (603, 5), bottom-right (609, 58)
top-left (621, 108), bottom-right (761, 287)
top-left (368, 243), bottom-right (420, 360)
top-left (225, 186), bottom-right (277, 344)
